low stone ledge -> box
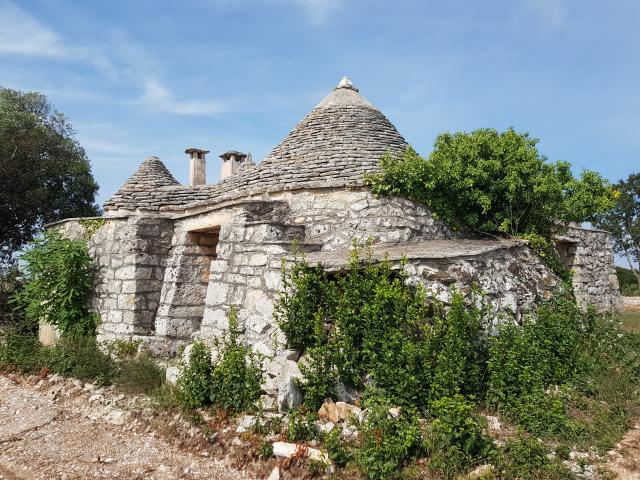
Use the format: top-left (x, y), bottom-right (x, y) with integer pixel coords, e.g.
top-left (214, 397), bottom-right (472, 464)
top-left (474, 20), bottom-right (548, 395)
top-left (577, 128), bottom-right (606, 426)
top-left (294, 238), bottom-right (525, 270)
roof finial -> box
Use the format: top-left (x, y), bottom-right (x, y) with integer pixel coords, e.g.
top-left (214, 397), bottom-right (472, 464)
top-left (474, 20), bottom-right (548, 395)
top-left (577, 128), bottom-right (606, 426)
top-left (335, 76), bottom-right (359, 92)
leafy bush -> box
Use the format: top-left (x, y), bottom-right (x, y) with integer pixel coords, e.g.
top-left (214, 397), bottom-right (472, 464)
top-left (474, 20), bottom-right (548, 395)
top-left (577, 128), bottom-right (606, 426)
top-left (0, 327), bottom-right (118, 385)
top-left (115, 351), bottom-right (165, 394)
top-left (178, 308), bottom-right (262, 413)
top-left (0, 267), bottom-right (23, 326)
top-left (286, 408), bottom-right (319, 441)
top-left (0, 326), bottom-right (47, 372)
top-left (356, 397), bottom-right (422, 480)
top-left (48, 336), bottom-right (117, 384)
top-left (495, 436), bottom-right (574, 480)
top-left (424, 394), bottom-right (492, 478)
top-left (297, 342), bottom-right (338, 411)
top-left (209, 307), bottom-right (262, 413)
top-left (487, 294), bottom-right (587, 407)
top-left (178, 341), bottom-right (213, 410)
top-left (12, 230), bottom-right (97, 337)
top-left (366, 130), bottom-right (615, 239)
top-left (277, 245), bottom-right (486, 412)
top-left (324, 427), bottom-right (353, 466)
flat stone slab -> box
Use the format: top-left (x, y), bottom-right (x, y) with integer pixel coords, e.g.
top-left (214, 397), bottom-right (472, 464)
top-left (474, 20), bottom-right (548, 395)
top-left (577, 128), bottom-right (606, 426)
top-left (294, 238), bottom-right (524, 270)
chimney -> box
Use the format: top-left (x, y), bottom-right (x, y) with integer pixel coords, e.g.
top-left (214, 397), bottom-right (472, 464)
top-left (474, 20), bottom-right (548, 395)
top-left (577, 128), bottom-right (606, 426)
top-left (185, 147), bottom-right (209, 186)
top-left (219, 150), bottom-right (248, 180)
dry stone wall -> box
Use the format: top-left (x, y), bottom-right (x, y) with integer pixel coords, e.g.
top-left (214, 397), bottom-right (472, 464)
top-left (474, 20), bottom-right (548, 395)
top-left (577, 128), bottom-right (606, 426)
top-left (53, 216), bottom-right (174, 343)
top-left (274, 188), bottom-right (458, 250)
top-left (555, 226), bottom-right (619, 312)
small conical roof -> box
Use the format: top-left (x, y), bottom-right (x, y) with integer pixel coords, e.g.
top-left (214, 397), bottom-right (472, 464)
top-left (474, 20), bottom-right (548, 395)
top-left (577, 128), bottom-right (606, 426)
top-left (104, 156), bottom-right (180, 210)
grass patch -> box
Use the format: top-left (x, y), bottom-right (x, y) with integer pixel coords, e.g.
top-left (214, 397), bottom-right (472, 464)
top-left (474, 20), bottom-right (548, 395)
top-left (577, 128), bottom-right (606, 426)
top-left (618, 312), bottom-right (640, 334)
top-left (0, 325), bottom-right (165, 394)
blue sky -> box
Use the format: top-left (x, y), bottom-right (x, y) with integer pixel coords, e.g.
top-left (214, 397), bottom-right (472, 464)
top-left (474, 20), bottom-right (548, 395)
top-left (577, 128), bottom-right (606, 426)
top-left (1, 0), bottom-right (639, 207)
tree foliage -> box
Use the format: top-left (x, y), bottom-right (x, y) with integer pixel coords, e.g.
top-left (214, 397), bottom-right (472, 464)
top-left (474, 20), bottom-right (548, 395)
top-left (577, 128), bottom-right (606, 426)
top-left (593, 173), bottom-right (640, 287)
top-left (11, 230), bottom-right (98, 337)
top-left (0, 87), bottom-right (100, 265)
top-left (366, 129), bottom-right (615, 239)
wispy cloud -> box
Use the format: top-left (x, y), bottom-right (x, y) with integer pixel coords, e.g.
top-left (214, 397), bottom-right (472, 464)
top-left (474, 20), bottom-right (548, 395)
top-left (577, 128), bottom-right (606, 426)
top-left (138, 79), bottom-right (227, 116)
top-left (289, 0), bottom-right (342, 25)
top-left (524, 0), bottom-right (568, 28)
top-left (0, 0), bottom-right (69, 56)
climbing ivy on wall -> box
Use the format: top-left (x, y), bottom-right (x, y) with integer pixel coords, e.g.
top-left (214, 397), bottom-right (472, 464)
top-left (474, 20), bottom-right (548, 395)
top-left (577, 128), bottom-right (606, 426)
top-left (79, 218), bottom-right (105, 240)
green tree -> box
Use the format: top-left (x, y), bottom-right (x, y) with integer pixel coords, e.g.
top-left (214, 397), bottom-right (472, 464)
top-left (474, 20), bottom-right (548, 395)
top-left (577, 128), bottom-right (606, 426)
top-left (12, 230), bottom-right (97, 336)
top-left (0, 87), bottom-right (100, 266)
top-left (593, 173), bottom-right (640, 288)
top-left (366, 129), bottom-right (615, 240)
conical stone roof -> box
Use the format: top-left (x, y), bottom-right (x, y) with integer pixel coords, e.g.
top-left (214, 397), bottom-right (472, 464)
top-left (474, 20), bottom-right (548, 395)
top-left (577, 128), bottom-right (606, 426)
top-left (251, 77), bottom-right (407, 189)
top-left (104, 78), bottom-right (408, 211)
top-left (104, 156), bottom-right (180, 209)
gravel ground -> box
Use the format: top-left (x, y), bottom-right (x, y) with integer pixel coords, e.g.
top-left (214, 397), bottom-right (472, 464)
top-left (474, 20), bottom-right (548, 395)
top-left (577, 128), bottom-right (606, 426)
top-left (0, 373), bottom-right (251, 480)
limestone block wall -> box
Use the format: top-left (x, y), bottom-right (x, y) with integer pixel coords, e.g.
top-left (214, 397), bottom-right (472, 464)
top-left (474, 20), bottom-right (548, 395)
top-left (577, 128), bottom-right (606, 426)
top-left (556, 226), bottom-right (620, 312)
top-left (51, 216), bottom-right (174, 343)
top-left (92, 216), bottom-right (173, 342)
top-left (197, 216), bottom-right (308, 357)
top-left (267, 188), bottom-right (457, 250)
top-left (406, 245), bottom-right (557, 325)
top-left (155, 228), bottom-right (220, 339)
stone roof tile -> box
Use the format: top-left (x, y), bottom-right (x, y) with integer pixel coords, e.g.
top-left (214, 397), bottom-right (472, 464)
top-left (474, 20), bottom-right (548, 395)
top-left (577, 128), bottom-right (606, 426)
top-left (104, 78), bottom-right (407, 211)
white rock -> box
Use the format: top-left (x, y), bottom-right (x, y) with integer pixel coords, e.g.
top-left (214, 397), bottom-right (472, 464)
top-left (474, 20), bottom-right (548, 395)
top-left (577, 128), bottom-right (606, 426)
top-left (486, 415), bottom-right (501, 431)
top-left (388, 407), bottom-right (401, 418)
top-left (318, 421), bottom-right (335, 433)
top-left (272, 442), bottom-right (330, 464)
top-left (165, 366), bottom-right (180, 385)
top-left (237, 415), bottom-right (256, 429)
top-left (277, 377), bottom-right (302, 412)
top-left (105, 410), bottom-right (127, 425)
top-left (468, 464), bottom-right (493, 479)
top-left (307, 447), bottom-right (330, 464)
top-left (273, 441), bottom-right (299, 458)
top-left (267, 466), bottom-right (280, 480)
top-left (236, 426), bottom-right (247, 433)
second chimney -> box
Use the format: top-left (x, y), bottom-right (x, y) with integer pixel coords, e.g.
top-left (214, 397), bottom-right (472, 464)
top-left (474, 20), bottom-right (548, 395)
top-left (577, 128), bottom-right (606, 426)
top-left (219, 150), bottom-right (248, 180)
top-left (185, 147), bottom-right (209, 186)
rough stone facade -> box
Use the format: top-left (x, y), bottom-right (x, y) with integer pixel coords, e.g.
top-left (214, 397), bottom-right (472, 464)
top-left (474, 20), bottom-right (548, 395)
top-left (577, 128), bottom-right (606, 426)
top-left (49, 77), bottom-right (620, 407)
top-left (555, 226), bottom-right (619, 312)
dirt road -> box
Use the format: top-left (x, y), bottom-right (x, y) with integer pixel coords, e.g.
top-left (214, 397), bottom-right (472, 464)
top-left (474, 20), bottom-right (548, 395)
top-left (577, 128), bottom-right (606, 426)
top-left (0, 374), bottom-right (250, 480)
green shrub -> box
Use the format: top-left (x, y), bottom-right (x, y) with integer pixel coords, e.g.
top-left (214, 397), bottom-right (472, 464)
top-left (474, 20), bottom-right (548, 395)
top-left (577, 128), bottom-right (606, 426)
top-left (425, 394), bottom-right (492, 479)
top-left (324, 427), bottom-right (353, 467)
top-left (509, 389), bottom-right (570, 436)
top-left (297, 341), bottom-right (339, 411)
top-left (495, 436), bottom-right (574, 480)
top-left (48, 336), bottom-right (116, 385)
top-left (365, 131), bottom-right (614, 239)
top-left (115, 352), bottom-right (165, 394)
top-left (286, 408), bottom-right (319, 441)
top-left (178, 341), bottom-right (213, 410)
top-left (0, 267), bottom-right (23, 326)
top-left (356, 397), bottom-right (421, 480)
top-left (0, 326), bottom-right (47, 372)
top-left (178, 309), bottom-right (262, 413)
top-left (277, 245), bottom-right (486, 412)
top-left (258, 440), bottom-right (274, 458)
top-left (275, 260), bottom-right (334, 351)
top-left (12, 230), bottom-right (98, 337)
top-left (487, 294), bottom-right (588, 412)
top-left (209, 307), bottom-right (262, 413)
